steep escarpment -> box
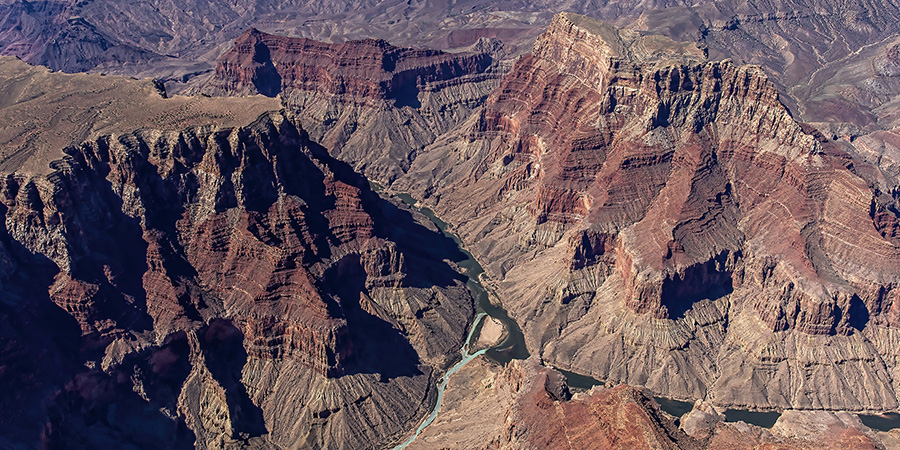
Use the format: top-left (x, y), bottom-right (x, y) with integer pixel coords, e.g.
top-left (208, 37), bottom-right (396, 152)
top-left (0, 54), bottom-right (282, 175)
top-left (0, 67), bottom-right (475, 447)
top-left (0, 0), bottom-right (154, 73)
top-left (399, 12), bottom-right (900, 411)
top-left (203, 28), bottom-right (494, 103)
top-left (197, 28), bottom-right (504, 183)
top-left (681, 402), bottom-right (892, 449)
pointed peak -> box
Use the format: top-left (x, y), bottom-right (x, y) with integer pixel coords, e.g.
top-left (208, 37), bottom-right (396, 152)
top-left (236, 27), bottom-right (269, 42)
top-left (555, 12), bottom-right (624, 53)
top-left (542, 12), bottom-right (705, 68)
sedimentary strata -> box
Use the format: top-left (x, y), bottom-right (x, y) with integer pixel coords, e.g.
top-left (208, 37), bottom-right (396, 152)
top-left (398, 12), bottom-right (900, 411)
top-left (198, 28), bottom-right (504, 183)
top-left (0, 57), bottom-right (474, 449)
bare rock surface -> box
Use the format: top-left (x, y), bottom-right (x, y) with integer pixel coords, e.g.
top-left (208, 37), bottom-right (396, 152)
top-left (1, 0), bottom-right (899, 165)
top-left (0, 55), bottom-right (280, 175)
top-left (695, 409), bottom-right (886, 449)
top-left (397, 12), bottom-right (900, 411)
top-left (475, 316), bottom-right (506, 351)
top-left (680, 401), bottom-right (724, 440)
top-left (0, 58), bottom-right (475, 449)
top-left (408, 357), bottom-right (697, 450)
top-left (407, 357), bottom-right (896, 449)
top-left (193, 28), bottom-right (504, 183)
top-left (2, 1), bottom-right (900, 447)
top-left (0, 0), bottom-right (709, 77)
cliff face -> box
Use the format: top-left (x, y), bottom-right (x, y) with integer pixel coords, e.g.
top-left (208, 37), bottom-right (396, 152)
top-left (0, 0), bottom-right (153, 73)
top-left (399, 12), bottom-right (900, 410)
top-left (204, 28), bottom-right (494, 103)
top-left (0, 69), bottom-right (475, 448)
top-left (497, 365), bottom-right (692, 450)
top-left (198, 28), bottom-right (503, 183)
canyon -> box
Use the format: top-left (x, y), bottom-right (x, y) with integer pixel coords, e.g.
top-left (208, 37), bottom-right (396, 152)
top-left (1, 0), bottom-right (900, 448)
top-left (0, 55), bottom-right (476, 449)
top-left (406, 357), bottom-right (900, 449)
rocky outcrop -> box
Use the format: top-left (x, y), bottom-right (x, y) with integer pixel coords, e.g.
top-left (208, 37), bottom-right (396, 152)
top-left (0, 0), bottom-right (686, 77)
top-left (0, 63), bottom-right (475, 448)
top-left (196, 28), bottom-right (504, 183)
top-left (403, 354), bottom-right (896, 450)
top-left (498, 364), bottom-right (693, 449)
top-left (0, 0), bottom-right (154, 73)
top-left (398, 12), bottom-right (900, 411)
top-left (0, 55), bottom-right (281, 175)
top-left (203, 28), bottom-right (494, 103)
top-left (407, 358), bottom-right (696, 450)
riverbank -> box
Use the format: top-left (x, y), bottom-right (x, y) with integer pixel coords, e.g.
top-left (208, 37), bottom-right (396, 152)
top-left (370, 184), bottom-right (529, 449)
top-left (375, 182), bottom-right (900, 449)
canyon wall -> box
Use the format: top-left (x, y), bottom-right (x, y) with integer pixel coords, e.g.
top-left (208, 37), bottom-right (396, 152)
top-left (398, 12), bottom-right (900, 411)
top-left (407, 357), bottom-right (897, 449)
top-left (197, 28), bottom-right (504, 183)
top-left (0, 58), bottom-right (475, 448)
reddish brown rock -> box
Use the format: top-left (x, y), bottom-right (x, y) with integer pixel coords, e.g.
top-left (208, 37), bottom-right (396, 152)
top-left (504, 376), bottom-right (691, 449)
top-left (405, 356), bottom-right (895, 450)
top-left (204, 28), bottom-right (493, 103)
top-left (683, 407), bottom-right (886, 450)
top-left (407, 358), bottom-right (695, 450)
top-left (398, 12), bottom-right (900, 411)
top-left (196, 29), bottom-right (504, 183)
top-left (0, 61), bottom-right (476, 448)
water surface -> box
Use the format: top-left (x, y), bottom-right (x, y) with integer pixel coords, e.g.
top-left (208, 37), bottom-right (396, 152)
top-left (859, 412), bottom-right (900, 431)
top-left (555, 367), bottom-right (782, 428)
top-left (378, 187), bottom-right (529, 449)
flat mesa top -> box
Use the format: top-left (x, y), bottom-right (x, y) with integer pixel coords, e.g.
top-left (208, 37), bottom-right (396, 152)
top-left (557, 12), bottom-right (707, 68)
top-left (558, 11), bottom-right (624, 52)
top-left (0, 56), bottom-right (281, 175)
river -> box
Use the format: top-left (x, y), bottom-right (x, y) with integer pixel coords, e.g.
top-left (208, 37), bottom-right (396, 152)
top-left (555, 363), bottom-right (900, 431)
top-left (373, 186), bottom-right (529, 450)
top-left (379, 186), bottom-right (899, 448)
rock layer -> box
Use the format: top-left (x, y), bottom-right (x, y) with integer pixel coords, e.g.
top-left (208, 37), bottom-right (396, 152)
top-left (407, 356), bottom-right (900, 449)
top-left (408, 358), bottom-right (696, 450)
top-left (399, 12), bottom-right (900, 411)
top-left (197, 28), bottom-right (504, 183)
top-left (683, 402), bottom-right (892, 449)
top-left (0, 60), bottom-right (475, 449)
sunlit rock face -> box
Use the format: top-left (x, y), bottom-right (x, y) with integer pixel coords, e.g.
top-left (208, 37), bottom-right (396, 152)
top-left (196, 28), bottom-right (503, 184)
top-left (398, 12), bottom-right (900, 411)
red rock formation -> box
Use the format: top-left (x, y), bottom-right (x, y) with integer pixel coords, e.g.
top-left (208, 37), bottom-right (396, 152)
top-left (399, 12), bottom-right (900, 410)
top-left (409, 357), bottom-right (898, 449)
top-left (502, 369), bottom-right (692, 449)
top-left (197, 28), bottom-right (503, 183)
top-left (407, 358), bottom-right (696, 450)
top-left (0, 109), bottom-right (475, 448)
top-left (682, 403), bottom-right (888, 449)
top-left (207, 28), bottom-right (494, 104)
